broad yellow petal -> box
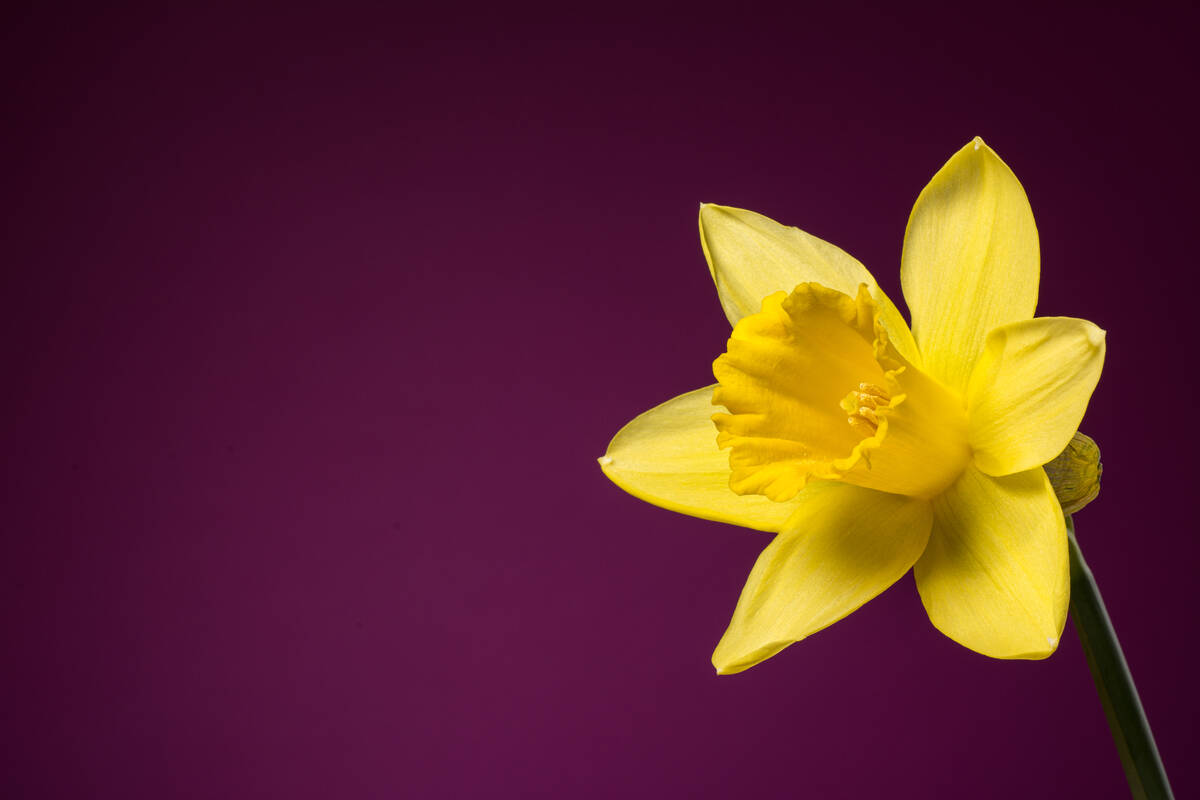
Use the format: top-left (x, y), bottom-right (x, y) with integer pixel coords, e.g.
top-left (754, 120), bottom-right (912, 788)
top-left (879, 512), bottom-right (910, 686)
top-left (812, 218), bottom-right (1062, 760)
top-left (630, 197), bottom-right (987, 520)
top-left (900, 138), bottom-right (1039, 391)
top-left (599, 387), bottom-right (796, 532)
top-left (914, 465), bottom-right (1068, 659)
top-left (967, 317), bottom-right (1106, 476)
top-left (699, 204), bottom-right (920, 364)
top-left (712, 483), bottom-right (932, 674)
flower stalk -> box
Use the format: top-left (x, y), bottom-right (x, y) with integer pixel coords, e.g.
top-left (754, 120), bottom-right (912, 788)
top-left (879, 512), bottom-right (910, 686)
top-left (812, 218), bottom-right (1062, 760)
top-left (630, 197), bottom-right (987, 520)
top-left (1068, 517), bottom-right (1173, 799)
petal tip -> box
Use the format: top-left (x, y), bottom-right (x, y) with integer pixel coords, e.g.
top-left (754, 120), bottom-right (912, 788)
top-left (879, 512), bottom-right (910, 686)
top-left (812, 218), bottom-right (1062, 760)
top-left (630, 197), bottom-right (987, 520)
top-left (1010, 636), bottom-right (1059, 661)
top-left (698, 203), bottom-right (733, 224)
top-left (711, 650), bottom-right (753, 676)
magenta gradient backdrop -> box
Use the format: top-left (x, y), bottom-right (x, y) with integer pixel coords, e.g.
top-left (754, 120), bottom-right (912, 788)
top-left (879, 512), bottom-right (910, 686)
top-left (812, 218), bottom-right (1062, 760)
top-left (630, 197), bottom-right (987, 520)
top-left (5, 3), bottom-right (1198, 798)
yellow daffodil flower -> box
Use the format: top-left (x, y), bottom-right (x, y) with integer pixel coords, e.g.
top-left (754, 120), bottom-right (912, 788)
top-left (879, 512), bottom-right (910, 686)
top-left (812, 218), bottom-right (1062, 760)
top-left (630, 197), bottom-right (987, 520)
top-left (599, 138), bottom-right (1106, 674)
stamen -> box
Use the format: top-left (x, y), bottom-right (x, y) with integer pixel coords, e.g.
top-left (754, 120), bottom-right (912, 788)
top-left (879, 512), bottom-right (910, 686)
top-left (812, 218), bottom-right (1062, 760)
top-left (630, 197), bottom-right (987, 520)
top-left (842, 383), bottom-right (892, 437)
top-left (858, 383), bottom-right (888, 402)
top-left (846, 416), bottom-right (877, 437)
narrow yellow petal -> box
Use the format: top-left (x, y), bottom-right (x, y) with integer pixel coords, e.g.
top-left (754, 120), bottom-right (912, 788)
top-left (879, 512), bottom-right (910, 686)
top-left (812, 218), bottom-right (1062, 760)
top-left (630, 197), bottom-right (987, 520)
top-left (967, 317), bottom-right (1106, 476)
top-left (699, 204), bottom-right (920, 365)
top-left (599, 387), bottom-right (796, 532)
top-left (900, 138), bottom-right (1039, 391)
top-left (712, 483), bottom-right (932, 674)
top-left (914, 465), bottom-right (1068, 659)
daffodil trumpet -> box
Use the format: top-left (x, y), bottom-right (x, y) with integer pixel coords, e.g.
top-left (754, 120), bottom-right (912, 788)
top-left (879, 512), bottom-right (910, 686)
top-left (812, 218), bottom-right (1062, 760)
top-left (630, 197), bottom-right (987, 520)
top-left (599, 137), bottom-right (1172, 796)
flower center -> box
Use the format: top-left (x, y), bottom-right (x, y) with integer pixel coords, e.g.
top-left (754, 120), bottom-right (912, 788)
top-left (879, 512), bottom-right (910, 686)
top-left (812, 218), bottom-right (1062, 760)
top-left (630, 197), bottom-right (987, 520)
top-left (712, 282), bottom-right (972, 501)
top-left (843, 382), bottom-right (890, 437)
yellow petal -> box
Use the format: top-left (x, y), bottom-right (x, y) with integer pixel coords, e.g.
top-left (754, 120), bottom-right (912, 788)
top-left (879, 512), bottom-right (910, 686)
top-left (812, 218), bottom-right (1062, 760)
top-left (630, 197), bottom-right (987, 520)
top-left (900, 138), bottom-right (1040, 391)
top-left (914, 465), bottom-right (1068, 659)
top-left (967, 317), bottom-right (1106, 476)
top-left (712, 482), bottom-right (932, 674)
top-left (699, 204), bottom-right (920, 365)
top-left (599, 387), bottom-right (796, 532)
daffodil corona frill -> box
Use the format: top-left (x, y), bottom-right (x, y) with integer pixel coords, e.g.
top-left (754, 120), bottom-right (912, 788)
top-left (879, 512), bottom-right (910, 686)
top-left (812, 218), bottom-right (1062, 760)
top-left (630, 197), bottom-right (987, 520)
top-left (599, 138), bottom-right (1106, 674)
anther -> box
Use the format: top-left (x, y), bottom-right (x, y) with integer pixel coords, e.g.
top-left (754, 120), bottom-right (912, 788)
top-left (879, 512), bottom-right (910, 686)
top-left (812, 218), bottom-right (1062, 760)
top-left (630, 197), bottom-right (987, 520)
top-left (842, 382), bottom-right (891, 437)
top-left (847, 416), bottom-right (877, 437)
top-left (858, 383), bottom-right (888, 401)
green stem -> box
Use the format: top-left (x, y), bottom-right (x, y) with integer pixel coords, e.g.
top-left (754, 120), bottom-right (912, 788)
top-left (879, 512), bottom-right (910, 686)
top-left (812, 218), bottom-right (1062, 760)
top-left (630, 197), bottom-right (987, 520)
top-left (1067, 516), bottom-right (1173, 799)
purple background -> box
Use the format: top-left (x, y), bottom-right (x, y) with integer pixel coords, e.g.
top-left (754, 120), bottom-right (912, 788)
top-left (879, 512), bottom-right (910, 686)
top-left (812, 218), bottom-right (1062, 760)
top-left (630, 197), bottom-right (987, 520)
top-left (5, 3), bottom-right (1197, 798)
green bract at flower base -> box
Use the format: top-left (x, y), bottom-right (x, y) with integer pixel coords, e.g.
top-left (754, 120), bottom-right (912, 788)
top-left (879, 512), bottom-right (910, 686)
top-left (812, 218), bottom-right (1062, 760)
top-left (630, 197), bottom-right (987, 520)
top-left (599, 137), bottom-right (1106, 675)
top-left (1045, 431), bottom-right (1102, 514)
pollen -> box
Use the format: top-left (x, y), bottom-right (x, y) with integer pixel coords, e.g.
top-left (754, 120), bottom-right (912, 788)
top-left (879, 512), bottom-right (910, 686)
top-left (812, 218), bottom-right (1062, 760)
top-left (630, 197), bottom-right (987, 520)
top-left (842, 383), bottom-right (891, 437)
